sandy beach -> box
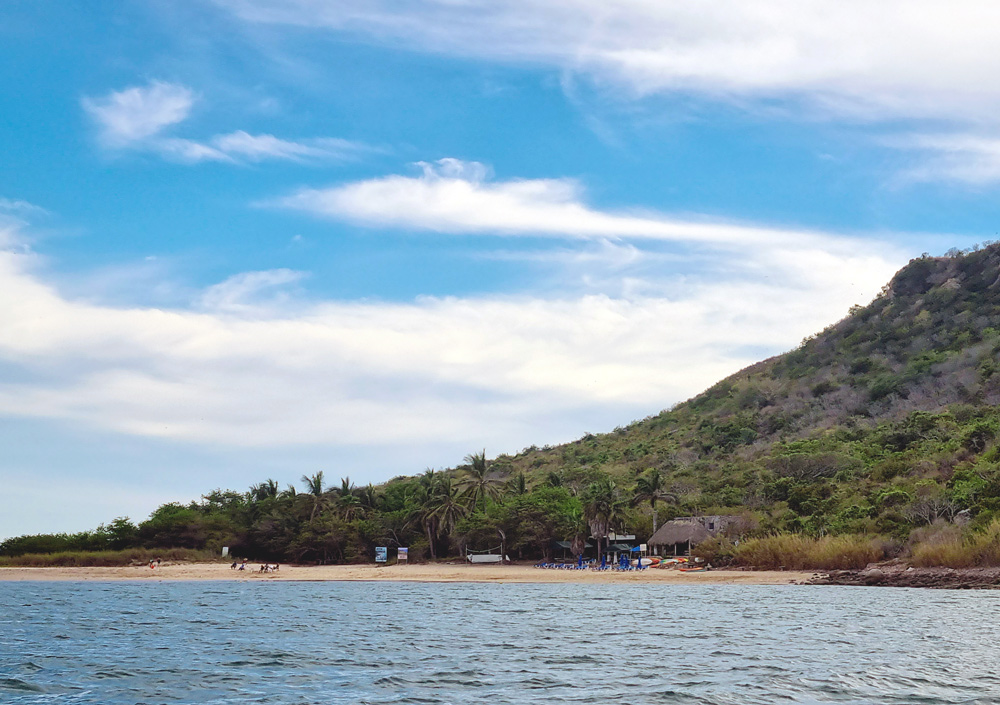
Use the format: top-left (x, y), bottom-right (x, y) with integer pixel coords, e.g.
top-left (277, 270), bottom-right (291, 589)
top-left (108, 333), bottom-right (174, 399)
top-left (0, 562), bottom-right (814, 584)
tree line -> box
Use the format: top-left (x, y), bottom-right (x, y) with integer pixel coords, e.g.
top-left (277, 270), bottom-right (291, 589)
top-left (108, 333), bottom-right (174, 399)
top-left (0, 453), bottom-right (679, 563)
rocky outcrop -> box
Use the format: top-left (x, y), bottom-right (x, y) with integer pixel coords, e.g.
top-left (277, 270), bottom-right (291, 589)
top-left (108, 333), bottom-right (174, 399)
top-left (808, 564), bottom-right (1000, 589)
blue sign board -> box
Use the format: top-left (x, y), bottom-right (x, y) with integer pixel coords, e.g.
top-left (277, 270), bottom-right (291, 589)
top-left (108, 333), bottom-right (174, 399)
top-left (375, 546), bottom-right (388, 563)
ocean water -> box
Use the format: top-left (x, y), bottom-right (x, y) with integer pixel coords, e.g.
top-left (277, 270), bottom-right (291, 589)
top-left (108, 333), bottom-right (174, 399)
top-left (1, 581), bottom-right (999, 704)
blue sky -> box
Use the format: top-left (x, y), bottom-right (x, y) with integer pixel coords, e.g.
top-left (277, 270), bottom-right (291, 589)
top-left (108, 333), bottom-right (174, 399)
top-left (3, 1), bottom-right (1000, 538)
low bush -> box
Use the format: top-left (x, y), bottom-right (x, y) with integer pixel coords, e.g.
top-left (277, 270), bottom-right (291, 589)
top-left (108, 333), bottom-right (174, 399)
top-left (731, 534), bottom-right (889, 570)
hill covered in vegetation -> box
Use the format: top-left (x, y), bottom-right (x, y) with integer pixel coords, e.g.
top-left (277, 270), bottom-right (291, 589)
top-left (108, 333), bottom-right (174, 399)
top-left (7, 244), bottom-right (1000, 569)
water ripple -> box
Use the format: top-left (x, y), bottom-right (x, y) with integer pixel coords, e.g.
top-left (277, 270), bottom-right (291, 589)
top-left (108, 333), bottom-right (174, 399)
top-left (2, 582), bottom-right (1000, 704)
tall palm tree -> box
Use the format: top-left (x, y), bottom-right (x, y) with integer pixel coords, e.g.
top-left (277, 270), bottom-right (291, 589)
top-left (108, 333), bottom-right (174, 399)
top-left (426, 476), bottom-right (469, 543)
top-left (412, 474), bottom-right (469, 559)
top-left (460, 449), bottom-right (501, 512)
top-left (582, 477), bottom-right (625, 561)
top-left (407, 471), bottom-right (439, 558)
top-left (301, 471), bottom-right (327, 521)
top-left (632, 469), bottom-right (678, 535)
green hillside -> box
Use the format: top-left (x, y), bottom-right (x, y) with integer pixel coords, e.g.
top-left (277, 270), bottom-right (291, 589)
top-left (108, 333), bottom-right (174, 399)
top-left (496, 244), bottom-right (1000, 538)
top-left (7, 245), bottom-right (1000, 568)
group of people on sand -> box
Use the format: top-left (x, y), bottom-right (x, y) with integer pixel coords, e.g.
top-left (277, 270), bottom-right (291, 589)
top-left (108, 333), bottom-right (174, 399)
top-left (148, 558), bottom-right (161, 570)
top-left (229, 559), bottom-right (279, 573)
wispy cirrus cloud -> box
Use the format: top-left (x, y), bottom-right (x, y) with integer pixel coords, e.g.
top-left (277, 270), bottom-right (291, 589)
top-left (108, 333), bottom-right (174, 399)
top-left (0, 198), bottom-right (48, 215)
top-left (83, 81), bottom-right (369, 164)
top-left (217, 0), bottom-right (1000, 123)
top-left (889, 133), bottom-right (1000, 186)
top-left (198, 268), bottom-right (306, 312)
top-left (82, 80), bottom-right (195, 146)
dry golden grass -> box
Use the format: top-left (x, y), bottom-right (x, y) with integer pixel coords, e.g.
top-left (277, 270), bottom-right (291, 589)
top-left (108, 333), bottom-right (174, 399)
top-left (910, 519), bottom-right (1000, 567)
top-left (732, 534), bottom-right (887, 570)
top-left (0, 548), bottom-right (219, 567)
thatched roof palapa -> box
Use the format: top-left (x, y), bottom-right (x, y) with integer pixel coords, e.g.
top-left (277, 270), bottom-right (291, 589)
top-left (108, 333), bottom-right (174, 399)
top-left (647, 520), bottom-right (712, 547)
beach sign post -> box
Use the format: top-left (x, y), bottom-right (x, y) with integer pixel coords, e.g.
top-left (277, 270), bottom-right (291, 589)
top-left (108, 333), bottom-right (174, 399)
top-left (375, 546), bottom-right (388, 565)
top-left (398, 547), bottom-right (408, 564)
top-left (222, 546), bottom-right (229, 557)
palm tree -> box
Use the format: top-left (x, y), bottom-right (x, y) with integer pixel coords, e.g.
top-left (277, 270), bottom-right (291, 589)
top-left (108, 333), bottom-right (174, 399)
top-left (249, 479), bottom-right (279, 502)
top-left (582, 477), bottom-right (625, 561)
top-left (507, 471), bottom-right (528, 497)
top-left (418, 468), bottom-right (437, 492)
top-left (407, 471), bottom-right (439, 558)
top-left (337, 476), bottom-right (356, 498)
top-left (358, 484), bottom-right (382, 514)
top-left (338, 492), bottom-right (363, 522)
top-left (412, 474), bottom-right (469, 559)
top-left (460, 449), bottom-right (501, 512)
top-left (632, 469), bottom-right (678, 535)
top-left (301, 471), bottom-right (327, 521)
top-left (426, 477), bottom-right (469, 544)
top-left (566, 505), bottom-right (591, 559)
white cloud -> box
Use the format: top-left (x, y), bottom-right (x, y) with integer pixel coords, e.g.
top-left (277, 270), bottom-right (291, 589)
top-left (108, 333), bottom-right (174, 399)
top-left (278, 158), bottom-right (884, 258)
top-left (156, 137), bottom-right (233, 163)
top-left (211, 131), bottom-right (366, 162)
top-left (0, 186), bottom-right (904, 453)
top-left (82, 81), bottom-right (194, 145)
top-left (83, 81), bottom-right (367, 164)
top-left (890, 134), bottom-right (1000, 185)
top-left (199, 268), bottom-right (306, 311)
top-left (0, 198), bottom-right (47, 215)
top-left (217, 0), bottom-right (1000, 122)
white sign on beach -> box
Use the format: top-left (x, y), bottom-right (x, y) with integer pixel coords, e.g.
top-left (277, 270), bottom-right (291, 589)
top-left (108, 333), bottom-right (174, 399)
top-left (222, 546), bottom-right (229, 557)
top-left (398, 547), bottom-right (408, 562)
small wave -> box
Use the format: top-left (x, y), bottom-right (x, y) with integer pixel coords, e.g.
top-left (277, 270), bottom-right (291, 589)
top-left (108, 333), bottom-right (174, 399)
top-left (543, 655), bottom-right (598, 664)
top-left (0, 678), bottom-right (45, 693)
top-left (93, 669), bottom-right (137, 679)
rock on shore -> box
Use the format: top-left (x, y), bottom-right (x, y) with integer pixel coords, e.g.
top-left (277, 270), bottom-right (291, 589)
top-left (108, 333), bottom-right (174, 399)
top-left (809, 564), bottom-right (1000, 589)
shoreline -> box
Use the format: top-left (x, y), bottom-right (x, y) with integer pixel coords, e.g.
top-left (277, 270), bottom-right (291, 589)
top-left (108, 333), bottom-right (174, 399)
top-left (808, 565), bottom-right (1000, 589)
top-left (0, 562), bottom-right (814, 585)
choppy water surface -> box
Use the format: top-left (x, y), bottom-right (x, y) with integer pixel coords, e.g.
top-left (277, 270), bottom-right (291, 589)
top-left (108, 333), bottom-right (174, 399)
top-left (2, 581), bottom-right (999, 704)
